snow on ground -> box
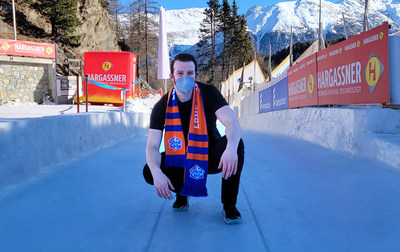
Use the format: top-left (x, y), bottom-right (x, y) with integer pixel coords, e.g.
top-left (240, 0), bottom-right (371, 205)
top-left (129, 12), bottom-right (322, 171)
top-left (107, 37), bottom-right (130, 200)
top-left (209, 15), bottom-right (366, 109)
top-left (0, 94), bottom-right (161, 118)
top-left (125, 94), bottom-right (162, 113)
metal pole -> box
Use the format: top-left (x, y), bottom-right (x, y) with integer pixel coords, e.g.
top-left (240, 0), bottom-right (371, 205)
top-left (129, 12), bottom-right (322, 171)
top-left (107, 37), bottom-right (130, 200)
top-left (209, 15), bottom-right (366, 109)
top-left (12, 0), bottom-right (17, 40)
top-left (268, 44), bottom-right (272, 81)
top-left (253, 50), bottom-right (257, 93)
top-left (363, 0), bottom-right (370, 32)
top-left (290, 26), bottom-right (293, 67)
top-left (76, 75), bottom-right (80, 113)
top-left (163, 79), bottom-right (167, 94)
top-left (85, 75), bottom-right (88, 112)
top-left (123, 90), bottom-right (126, 112)
top-left (342, 13), bottom-right (348, 39)
top-left (318, 0), bottom-right (325, 51)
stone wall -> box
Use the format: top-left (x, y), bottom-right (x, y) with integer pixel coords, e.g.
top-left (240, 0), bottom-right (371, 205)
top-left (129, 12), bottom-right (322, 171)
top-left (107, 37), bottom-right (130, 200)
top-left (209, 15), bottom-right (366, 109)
top-left (0, 55), bottom-right (55, 104)
top-left (0, 62), bottom-right (47, 103)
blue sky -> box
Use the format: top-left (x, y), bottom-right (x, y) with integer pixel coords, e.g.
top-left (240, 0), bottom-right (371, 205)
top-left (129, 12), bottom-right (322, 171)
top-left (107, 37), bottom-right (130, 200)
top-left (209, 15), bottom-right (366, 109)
top-left (121, 0), bottom-right (341, 14)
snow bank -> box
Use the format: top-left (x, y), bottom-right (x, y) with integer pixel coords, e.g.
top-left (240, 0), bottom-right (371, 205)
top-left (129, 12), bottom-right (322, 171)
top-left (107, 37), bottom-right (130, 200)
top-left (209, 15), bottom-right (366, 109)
top-left (125, 94), bottom-right (161, 113)
top-left (0, 112), bottom-right (150, 190)
top-left (239, 107), bottom-right (400, 169)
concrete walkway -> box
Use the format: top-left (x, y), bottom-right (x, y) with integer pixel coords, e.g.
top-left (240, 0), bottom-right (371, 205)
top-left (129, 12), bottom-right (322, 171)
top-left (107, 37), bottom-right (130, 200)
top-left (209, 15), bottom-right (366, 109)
top-left (1, 131), bottom-right (400, 252)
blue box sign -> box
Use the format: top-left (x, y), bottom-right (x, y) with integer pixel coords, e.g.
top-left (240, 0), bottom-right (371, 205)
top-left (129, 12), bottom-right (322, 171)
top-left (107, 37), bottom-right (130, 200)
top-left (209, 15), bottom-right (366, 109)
top-left (259, 87), bottom-right (272, 113)
top-left (272, 77), bottom-right (288, 111)
top-left (259, 77), bottom-right (288, 113)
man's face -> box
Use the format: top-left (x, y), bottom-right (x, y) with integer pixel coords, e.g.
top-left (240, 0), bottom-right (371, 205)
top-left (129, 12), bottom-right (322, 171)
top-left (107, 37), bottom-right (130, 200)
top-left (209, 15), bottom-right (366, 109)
top-left (170, 60), bottom-right (196, 82)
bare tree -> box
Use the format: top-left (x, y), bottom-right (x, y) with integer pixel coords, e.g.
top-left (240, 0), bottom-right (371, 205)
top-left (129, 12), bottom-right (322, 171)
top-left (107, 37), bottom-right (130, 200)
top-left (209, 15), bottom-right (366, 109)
top-left (125, 0), bottom-right (160, 88)
top-left (108, 0), bottom-right (124, 38)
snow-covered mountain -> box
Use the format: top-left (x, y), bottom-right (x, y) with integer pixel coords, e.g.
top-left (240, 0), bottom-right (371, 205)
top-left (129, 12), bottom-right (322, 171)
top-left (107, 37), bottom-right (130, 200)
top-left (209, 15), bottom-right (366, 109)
top-left (246, 0), bottom-right (400, 52)
top-left (163, 8), bottom-right (205, 54)
top-left (118, 0), bottom-right (400, 55)
top-left (117, 8), bottom-right (205, 56)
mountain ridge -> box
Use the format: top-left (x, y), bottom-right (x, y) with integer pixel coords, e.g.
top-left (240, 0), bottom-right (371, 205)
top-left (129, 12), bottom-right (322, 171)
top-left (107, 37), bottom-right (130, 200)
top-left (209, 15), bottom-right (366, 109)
top-left (128, 0), bottom-right (400, 55)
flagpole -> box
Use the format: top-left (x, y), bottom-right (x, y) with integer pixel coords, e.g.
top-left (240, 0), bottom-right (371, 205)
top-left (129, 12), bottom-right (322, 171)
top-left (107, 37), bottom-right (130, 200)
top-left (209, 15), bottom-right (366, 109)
top-left (12, 0), bottom-right (17, 40)
top-left (157, 6), bottom-right (170, 94)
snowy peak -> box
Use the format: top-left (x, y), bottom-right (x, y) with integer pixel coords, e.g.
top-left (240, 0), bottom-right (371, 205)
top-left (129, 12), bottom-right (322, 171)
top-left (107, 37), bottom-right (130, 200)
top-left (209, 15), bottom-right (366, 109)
top-left (118, 0), bottom-right (399, 55)
top-left (245, 0), bottom-right (400, 52)
top-left (163, 8), bottom-right (205, 46)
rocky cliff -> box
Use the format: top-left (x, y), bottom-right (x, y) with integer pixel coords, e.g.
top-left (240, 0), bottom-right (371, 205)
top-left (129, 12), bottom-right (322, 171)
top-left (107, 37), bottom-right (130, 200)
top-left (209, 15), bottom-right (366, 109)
top-left (76, 0), bottom-right (119, 55)
top-left (0, 0), bottom-right (119, 69)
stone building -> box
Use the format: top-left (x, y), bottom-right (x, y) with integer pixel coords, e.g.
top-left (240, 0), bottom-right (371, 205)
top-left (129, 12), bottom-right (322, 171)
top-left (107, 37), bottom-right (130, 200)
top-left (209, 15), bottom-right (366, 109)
top-left (0, 0), bottom-right (119, 104)
top-left (0, 55), bottom-right (55, 104)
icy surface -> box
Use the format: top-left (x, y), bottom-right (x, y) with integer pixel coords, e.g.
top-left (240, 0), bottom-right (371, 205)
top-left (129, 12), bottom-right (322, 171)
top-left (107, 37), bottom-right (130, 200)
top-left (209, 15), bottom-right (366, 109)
top-left (1, 96), bottom-right (400, 251)
top-left (0, 131), bottom-right (399, 251)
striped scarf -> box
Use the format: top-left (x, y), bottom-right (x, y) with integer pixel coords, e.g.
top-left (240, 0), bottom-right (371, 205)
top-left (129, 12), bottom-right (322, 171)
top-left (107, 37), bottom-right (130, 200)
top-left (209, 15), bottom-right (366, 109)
top-left (164, 84), bottom-right (208, 197)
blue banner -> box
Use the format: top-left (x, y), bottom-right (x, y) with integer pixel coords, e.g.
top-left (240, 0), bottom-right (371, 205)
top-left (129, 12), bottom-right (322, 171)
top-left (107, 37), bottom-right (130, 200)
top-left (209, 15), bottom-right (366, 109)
top-left (272, 77), bottom-right (288, 111)
top-left (259, 77), bottom-right (288, 113)
top-left (259, 87), bottom-right (272, 113)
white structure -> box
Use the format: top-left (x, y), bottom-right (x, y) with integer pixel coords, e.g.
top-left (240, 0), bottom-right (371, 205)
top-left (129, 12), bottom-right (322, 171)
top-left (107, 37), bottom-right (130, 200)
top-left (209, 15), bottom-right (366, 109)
top-left (271, 55), bottom-right (290, 79)
top-left (220, 60), bottom-right (266, 109)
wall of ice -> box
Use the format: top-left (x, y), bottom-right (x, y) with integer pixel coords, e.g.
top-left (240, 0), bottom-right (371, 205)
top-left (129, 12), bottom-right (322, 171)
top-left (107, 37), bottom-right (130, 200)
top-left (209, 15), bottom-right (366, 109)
top-left (0, 112), bottom-right (150, 190)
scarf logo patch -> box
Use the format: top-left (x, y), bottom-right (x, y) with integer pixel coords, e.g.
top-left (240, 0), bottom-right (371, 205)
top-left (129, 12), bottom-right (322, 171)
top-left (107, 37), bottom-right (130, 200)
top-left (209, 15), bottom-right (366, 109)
top-left (189, 164), bottom-right (205, 180)
top-left (168, 136), bottom-right (182, 150)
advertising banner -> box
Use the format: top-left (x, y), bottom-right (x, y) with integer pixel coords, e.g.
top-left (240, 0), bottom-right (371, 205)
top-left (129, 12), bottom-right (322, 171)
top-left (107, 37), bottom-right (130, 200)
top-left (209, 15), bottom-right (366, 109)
top-left (259, 86), bottom-right (272, 113)
top-left (272, 76), bottom-right (289, 111)
top-left (0, 38), bottom-right (56, 59)
top-left (84, 51), bottom-right (136, 105)
top-left (259, 77), bottom-right (288, 113)
top-left (288, 54), bottom-right (318, 108)
top-left (316, 23), bottom-right (390, 105)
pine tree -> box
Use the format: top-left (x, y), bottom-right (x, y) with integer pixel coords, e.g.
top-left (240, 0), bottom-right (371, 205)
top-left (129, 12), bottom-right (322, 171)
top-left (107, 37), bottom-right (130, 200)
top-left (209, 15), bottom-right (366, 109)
top-left (225, 0), bottom-right (238, 76)
top-left (229, 11), bottom-right (254, 71)
top-left (33, 0), bottom-right (82, 45)
top-left (199, 0), bottom-right (220, 85)
top-left (219, 0), bottom-right (232, 83)
top-left (235, 15), bottom-right (255, 65)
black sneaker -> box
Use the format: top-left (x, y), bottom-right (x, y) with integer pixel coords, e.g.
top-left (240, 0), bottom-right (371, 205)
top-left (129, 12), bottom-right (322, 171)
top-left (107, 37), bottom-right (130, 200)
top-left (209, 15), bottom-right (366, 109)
top-left (172, 194), bottom-right (189, 211)
top-left (222, 205), bottom-right (242, 224)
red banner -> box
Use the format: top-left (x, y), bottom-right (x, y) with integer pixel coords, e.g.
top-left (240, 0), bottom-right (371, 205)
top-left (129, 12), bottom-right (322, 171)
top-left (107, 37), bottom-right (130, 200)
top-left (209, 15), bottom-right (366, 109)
top-left (288, 53), bottom-right (318, 108)
top-left (0, 39), bottom-right (56, 59)
top-left (84, 51), bottom-right (136, 105)
top-left (316, 23), bottom-right (390, 105)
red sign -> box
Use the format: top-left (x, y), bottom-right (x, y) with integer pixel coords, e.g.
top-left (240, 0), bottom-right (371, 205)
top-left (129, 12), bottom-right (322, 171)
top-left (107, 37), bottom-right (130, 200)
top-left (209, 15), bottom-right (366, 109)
top-left (316, 23), bottom-right (390, 105)
top-left (0, 39), bottom-right (56, 59)
top-left (84, 51), bottom-right (137, 105)
top-left (288, 53), bottom-right (318, 108)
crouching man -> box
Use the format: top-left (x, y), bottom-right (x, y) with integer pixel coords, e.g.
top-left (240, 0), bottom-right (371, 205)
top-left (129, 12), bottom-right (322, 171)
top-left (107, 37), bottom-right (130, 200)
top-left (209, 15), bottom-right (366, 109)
top-left (143, 53), bottom-right (245, 224)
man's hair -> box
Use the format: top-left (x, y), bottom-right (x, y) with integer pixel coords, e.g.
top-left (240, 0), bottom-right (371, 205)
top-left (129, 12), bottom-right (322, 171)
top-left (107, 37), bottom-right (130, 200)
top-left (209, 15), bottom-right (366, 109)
top-left (170, 53), bottom-right (198, 74)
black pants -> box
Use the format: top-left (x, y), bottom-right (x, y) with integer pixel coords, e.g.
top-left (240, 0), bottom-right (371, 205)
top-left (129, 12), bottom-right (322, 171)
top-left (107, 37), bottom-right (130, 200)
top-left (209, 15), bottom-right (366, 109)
top-left (143, 136), bottom-right (245, 206)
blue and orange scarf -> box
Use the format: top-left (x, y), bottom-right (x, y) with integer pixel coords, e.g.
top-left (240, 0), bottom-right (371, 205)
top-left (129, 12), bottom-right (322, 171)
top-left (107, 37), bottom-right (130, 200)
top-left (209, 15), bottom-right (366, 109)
top-left (164, 84), bottom-right (208, 197)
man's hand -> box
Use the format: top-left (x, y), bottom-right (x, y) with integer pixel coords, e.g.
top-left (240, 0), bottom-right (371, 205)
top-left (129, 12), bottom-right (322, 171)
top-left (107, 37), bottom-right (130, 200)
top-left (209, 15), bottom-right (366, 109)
top-left (215, 105), bottom-right (241, 180)
top-left (153, 170), bottom-right (175, 200)
top-left (218, 147), bottom-right (238, 180)
top-left (146, 129), bottom-right (174, 199)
